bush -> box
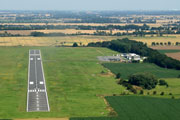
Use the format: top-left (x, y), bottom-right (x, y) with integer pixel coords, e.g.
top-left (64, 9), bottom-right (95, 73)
top-left (131, 88), bottom-right (137, 94)
top-left (126, 84), bottom-right (133, 90)
top-left (160, 92), bottom-right (164, 96)
top-left (159, 79), bottom-right (168, 86)
top-left (116, 73), bottom-right (121, 79)
top-left (140, 90), bottom-right (144, 95)
top-left (153, 91), bottom-right (157, 95)
top-left (128, 72), bottom-right (158, 90)
top-left (117, 78), bottom-right (126, 85)
top-left (101, 70), bottom-right (105, 74)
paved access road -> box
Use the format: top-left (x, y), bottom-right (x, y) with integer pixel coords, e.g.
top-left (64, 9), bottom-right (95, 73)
top-left (27, 50), bottom-right (50, 112)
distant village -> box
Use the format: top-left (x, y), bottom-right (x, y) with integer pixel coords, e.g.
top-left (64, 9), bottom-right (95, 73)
top-left (98, 53), bottom-right (147, 63)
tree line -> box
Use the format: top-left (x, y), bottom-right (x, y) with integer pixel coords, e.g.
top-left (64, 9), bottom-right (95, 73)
top-left (151, 42), bottom-right (180, 46)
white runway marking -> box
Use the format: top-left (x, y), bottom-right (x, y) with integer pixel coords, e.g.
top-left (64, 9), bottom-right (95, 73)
top-left (30, 82), bottom-right (34, 85)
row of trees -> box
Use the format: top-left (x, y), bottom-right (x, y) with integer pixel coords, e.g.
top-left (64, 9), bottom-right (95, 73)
top-left (78, 24), bottom-right (150, 30)
top-left (152, 42), bottom-right (180, 46)
top-left (0, 24), bottom-right (179, 32)
top-left (88, 38), bottom-right (180, 70)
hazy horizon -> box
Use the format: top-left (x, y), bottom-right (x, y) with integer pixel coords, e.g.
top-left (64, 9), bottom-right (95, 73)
top-left (0, 0), bottom-right (179, 11)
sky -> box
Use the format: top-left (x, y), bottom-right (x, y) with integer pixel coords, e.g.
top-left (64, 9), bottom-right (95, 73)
top-left (0, 0), bottom-right (179, 11)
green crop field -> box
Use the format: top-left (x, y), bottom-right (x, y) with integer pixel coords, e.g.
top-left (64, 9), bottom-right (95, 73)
top-left (71, 96), bottom-right (180, 120)
top-left (103, 63), bottom-right (180, 79)
top-left (0, 47), bottom-right (127, 119)
top-left (106, 96), bottom-right (180, 120)
top-left (158, 50), bottom-right (180, 54)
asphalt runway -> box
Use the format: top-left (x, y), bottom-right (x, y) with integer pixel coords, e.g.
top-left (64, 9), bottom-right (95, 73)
top-left (27, 50), bottom-right (50, 112)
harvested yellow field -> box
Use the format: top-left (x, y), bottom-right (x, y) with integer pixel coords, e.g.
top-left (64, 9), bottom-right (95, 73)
top-left (0, 36), bottom-right (116, 46)
top-left (0, 35), bottom-right (179, 47)
top-left (130, 35), bottom-right (180, 46)
top-left (0, 29), bottom-right (135, 35)
top-left (0, 30), bottom-right (33, 35)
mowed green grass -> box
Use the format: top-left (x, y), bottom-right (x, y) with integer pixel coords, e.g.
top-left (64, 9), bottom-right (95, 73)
top-left (0, 47), bottom-right (125, 119)
top-left (71, 96), bottom-right (180, 120)
top-left (103, 63), bottom-right (180, 79)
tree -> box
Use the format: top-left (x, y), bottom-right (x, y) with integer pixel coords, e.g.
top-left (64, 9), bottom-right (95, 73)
top-left (160, 42), bottom-right (163, 46)
top-left (168, 41), bottom-right (171, 46)
top-left (176, 42), bottom-right (179, 46)
top-left (73, 42), bottom-right (78, 47)
top-left (156, 42), bottom-right (159, 45)
top-left (151, 42), bottom-right (156, 46)
top-left (128, 73), bottom-right (158, 90)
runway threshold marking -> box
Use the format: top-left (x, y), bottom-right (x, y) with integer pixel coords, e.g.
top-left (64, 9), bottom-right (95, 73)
top-left (27, 50), bottom-right (50, 112)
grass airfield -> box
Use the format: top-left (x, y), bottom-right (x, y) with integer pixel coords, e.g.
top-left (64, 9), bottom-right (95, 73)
top-left (0, 47), bottom-right (124, 119)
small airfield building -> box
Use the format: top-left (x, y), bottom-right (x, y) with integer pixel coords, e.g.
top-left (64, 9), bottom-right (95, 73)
top-left (98, 53), bottom-right (146, 62)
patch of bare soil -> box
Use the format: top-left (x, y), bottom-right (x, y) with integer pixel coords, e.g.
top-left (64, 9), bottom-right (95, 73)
top-left (166, 52), bottom-right (180, 61)
top-left (151, 46), bottom-right (180, 50)
top-left (15, 118), bottom-right (69, 120)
